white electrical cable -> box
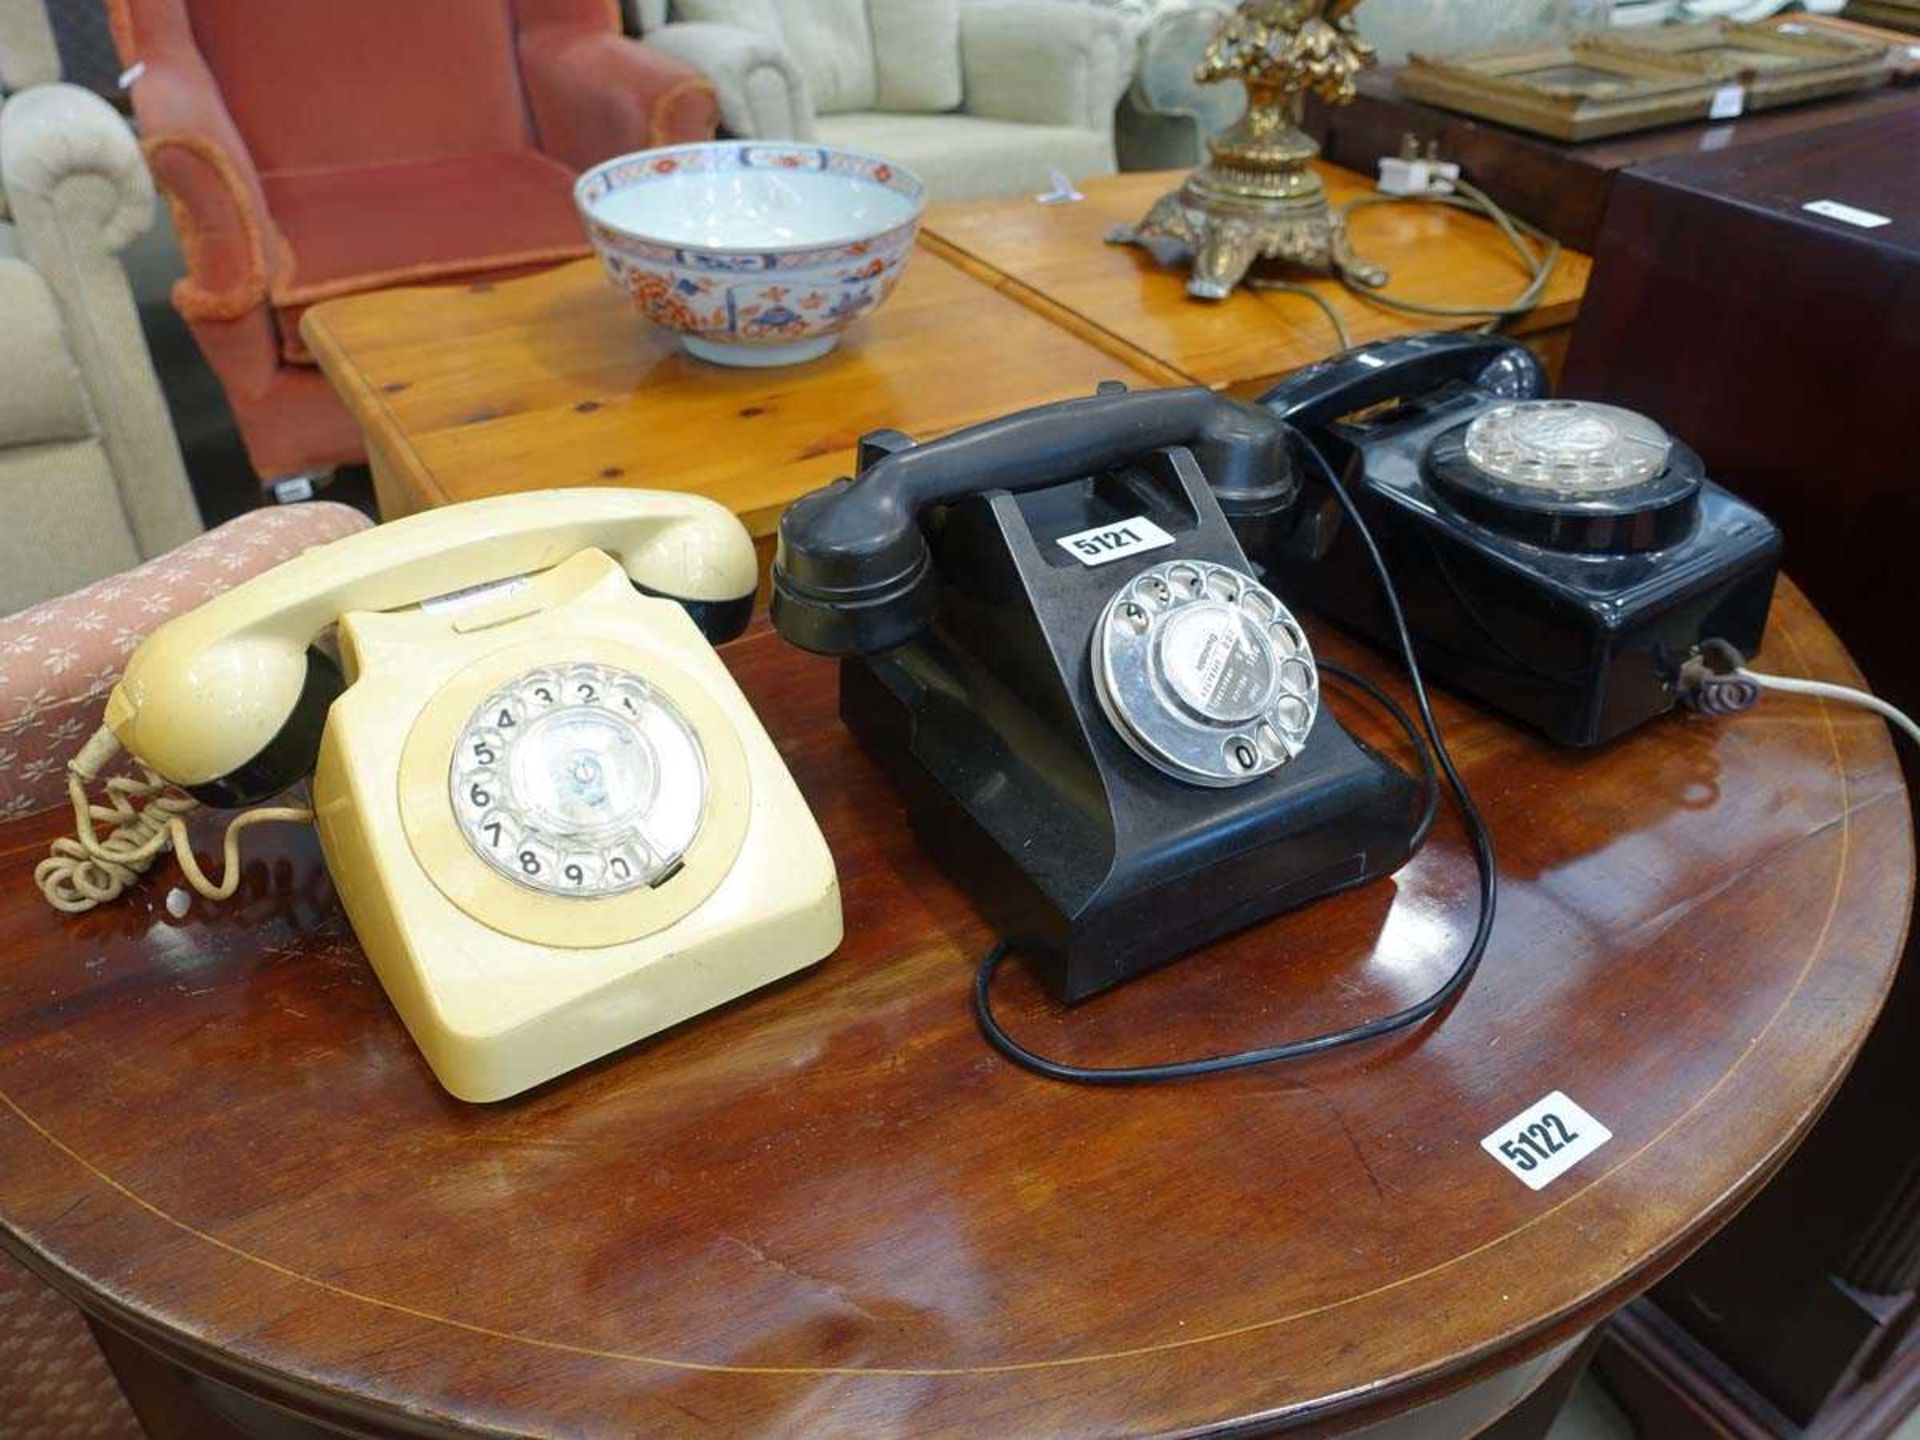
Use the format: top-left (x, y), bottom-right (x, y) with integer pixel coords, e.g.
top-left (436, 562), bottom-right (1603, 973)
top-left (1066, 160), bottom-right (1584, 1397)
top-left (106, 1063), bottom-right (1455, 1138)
top-left (1736, 669), bottom-right (1920, 752)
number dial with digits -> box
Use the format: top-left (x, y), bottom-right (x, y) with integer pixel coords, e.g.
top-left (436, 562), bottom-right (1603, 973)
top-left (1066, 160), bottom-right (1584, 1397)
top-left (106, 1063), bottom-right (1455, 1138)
top-left (449, 662), bottom-right (707, 898)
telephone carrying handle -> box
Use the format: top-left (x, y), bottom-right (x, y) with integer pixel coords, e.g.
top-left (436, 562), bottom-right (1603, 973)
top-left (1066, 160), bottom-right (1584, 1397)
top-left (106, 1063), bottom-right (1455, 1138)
top-left (771, 386), bottom-right (1290, 656)
top-left (1256, 332), bottom-right (1548, 434)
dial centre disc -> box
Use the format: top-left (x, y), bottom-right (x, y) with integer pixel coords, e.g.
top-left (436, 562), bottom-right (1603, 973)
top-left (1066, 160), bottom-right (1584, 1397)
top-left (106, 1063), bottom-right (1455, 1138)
top-left (1155, 602), bottom-right (1279, 724)
top-left (510, 707), bottom-right (655, 835)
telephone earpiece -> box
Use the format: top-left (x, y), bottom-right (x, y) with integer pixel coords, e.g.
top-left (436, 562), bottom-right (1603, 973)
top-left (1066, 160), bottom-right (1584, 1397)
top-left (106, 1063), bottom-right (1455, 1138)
top-left (770, 386), bottom-right (1293, 656)
top-left (107, 490), bottom-right (757, 804)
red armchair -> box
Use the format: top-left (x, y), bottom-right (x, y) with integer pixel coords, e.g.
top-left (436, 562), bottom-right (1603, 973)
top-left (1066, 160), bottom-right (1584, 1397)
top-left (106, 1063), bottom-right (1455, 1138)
top-left (108, 0), bottom-right (718, 481)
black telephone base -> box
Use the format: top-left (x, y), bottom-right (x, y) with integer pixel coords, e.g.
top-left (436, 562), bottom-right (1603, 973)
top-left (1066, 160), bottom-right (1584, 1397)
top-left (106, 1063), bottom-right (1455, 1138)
top-left (835, 439), bottom-right (1423, 1003)
top-left (842, 652), bottom-right (1420, 1002)
top-left (1269, 405), bottom-right (1780, 748)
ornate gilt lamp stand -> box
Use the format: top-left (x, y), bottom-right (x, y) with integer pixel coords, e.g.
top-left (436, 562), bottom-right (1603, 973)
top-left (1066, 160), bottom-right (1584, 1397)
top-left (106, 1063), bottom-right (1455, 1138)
top-left (1110, 0), bottom-right (1385, 300)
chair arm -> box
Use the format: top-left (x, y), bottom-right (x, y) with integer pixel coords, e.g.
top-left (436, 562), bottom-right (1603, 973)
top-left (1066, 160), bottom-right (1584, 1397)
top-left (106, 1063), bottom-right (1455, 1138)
top-left (960, 2), bottom-right (1134, 132)
top-left (1, 85), bottom-right (199, 562)
top-left (121, 62), bottom-right (277, 325)
top-left (519, 26), bottom-right (719, 171)
top-left (0, 256), bottom-right (95, 456)
top-left (0, 503), bottom-right (371, 820)
top-left (1, 85), bottom-right (153, 260)
top-left (108, 0), bottom-right (281, 322)
top-left (645, 22), bottom-right (817, 141)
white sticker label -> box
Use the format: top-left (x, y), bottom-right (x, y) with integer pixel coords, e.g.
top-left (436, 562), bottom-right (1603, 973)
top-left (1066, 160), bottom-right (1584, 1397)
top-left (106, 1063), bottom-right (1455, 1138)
top-left (1803, 199), bottom-right (1892, 230)
top-left (420, 575), bottom-right (531, 615)
top-left (1481, 1090), bottom-right (1612, 1191)
top-left (1356, 352), bottom-right (1388, 369)
top-left (1054, 516), bottom-right (1176, 567)
top-left (1708, 83), bottom-right (1745, 120)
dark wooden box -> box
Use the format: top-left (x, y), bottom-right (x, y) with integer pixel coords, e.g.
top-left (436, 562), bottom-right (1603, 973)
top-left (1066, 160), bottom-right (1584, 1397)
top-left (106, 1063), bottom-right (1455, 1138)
top-left (1305, 66), bottom-right (1918, 251)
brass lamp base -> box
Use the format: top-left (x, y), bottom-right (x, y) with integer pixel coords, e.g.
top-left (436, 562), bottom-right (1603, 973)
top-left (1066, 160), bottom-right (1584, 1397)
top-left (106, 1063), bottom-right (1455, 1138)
top-left (1109, 115), bottom-right (1387, 301)
top-left (1108, 0), bottom-right (1386, 303)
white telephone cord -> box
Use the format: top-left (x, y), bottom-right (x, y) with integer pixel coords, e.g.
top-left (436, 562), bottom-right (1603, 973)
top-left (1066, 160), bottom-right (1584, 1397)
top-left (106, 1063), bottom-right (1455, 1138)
top-left (35, 726), bottom-right (313, 914)
top-left (1736, 669), bottom-right (1920, 750)
top-left (1678, 644), bottom-right (1920, 754)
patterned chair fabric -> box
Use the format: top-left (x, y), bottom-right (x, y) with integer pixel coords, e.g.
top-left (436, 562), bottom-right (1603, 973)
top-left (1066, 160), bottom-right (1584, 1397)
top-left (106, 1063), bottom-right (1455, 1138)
top-left (0, 1256), bottom-right (142, 1440)
top-left (1, 501), bottom-right (371, 820)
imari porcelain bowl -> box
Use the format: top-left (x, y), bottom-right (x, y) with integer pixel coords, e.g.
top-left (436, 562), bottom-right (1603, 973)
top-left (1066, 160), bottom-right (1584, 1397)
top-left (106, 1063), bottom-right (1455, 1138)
top-left (576, 141), bottom-right (926, 368)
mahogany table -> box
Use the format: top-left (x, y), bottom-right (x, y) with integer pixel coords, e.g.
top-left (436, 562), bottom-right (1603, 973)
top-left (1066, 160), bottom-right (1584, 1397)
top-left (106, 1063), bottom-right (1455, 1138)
top-left (1561, 106), bottom-right (1920, 1438)
top-left (0, 580), bottom-right (1908, 1438)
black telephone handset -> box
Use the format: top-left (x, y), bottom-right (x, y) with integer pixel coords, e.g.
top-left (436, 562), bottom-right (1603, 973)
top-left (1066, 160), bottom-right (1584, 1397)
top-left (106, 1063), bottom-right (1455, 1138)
top-left (1257, 331), bottom-right (1548, 433)
top-left (771, 386), bottom-right (1293, 657)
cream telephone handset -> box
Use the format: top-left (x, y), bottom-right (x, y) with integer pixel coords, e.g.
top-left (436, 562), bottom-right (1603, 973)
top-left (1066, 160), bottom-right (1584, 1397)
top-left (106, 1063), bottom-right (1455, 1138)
top-left (40, 490), bottom-right (843, 1101)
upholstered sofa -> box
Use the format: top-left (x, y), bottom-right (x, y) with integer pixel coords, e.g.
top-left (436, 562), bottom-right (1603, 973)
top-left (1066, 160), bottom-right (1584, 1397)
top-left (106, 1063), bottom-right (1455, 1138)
top-left (1102, 0), bottom-right (1243, 171)
top-left (108, 0), bottom-right (720, 483)
top-left (0, 55), bottom-right (203, 613)
top-left (633, 0), bottom-right (1134, 201)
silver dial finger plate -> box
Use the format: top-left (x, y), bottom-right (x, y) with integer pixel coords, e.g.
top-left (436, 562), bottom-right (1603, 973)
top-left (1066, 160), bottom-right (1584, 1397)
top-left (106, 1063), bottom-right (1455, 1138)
top-left (450, 662), bottom-right (707, 896)
top-left (1093, 559), bottom-right (1318, 788)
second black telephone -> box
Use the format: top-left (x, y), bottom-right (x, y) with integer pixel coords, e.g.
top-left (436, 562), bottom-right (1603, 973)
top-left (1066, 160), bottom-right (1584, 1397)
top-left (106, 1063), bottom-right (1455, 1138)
top-left (770, 386), bottom-right (1425, 1001)
top-left (1257, 333), bottom-right (1781, 746)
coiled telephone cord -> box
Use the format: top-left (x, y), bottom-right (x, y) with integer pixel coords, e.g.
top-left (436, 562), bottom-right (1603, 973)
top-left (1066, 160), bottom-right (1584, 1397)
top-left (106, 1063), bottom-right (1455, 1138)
top-left (35, 726), bottom-right (313, 914)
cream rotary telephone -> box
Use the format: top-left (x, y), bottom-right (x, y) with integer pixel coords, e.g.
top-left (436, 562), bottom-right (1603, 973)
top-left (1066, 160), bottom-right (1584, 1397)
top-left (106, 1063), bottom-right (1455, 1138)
top-left (38, 490), bottom-right (843, 1102)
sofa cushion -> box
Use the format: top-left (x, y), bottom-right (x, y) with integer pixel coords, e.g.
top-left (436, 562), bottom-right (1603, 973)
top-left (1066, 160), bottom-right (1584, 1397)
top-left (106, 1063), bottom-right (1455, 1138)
top-left (775, 0), bottom-right (879, 112)
top-left (0, 258), bottom-right (95, 450)
top-left (814, 110), bottom-right (1114, 202)
top-left (871, 0), bottom-right (961, 113)
top-left (677, 0), bottom-right (878, 113)
top-left (184, 0), bottom-right (533, 170)
top-left (0, 255), bottom-right (141, 613)
top-left (261, 151), bottom-right (590, 360)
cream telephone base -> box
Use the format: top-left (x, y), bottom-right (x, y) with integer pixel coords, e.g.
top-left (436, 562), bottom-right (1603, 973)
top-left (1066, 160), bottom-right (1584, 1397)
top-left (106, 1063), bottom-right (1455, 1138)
top-left (39, 490), bottom-right (842, 1102)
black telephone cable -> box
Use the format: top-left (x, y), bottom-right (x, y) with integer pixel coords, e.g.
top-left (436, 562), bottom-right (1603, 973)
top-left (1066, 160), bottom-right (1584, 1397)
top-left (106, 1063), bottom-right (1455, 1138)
top-left (971, 441), bottom-right (1499, 1084)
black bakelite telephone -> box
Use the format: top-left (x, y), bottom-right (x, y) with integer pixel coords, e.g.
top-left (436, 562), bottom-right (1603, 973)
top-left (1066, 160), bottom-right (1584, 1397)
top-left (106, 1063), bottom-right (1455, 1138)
top-left (772, 383), bottom-right (1496, 1082)
top-left (1255, 332), bottom-right (1780, 746)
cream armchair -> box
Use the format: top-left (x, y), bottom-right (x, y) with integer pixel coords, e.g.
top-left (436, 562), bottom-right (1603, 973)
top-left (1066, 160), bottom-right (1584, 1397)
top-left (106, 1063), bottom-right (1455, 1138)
top-left (0, 79), bottom-right (202, 613)
top-left (632, 0), bottom-right (1134, 202)
top-left (0, 0), bottom-right (55, 228)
